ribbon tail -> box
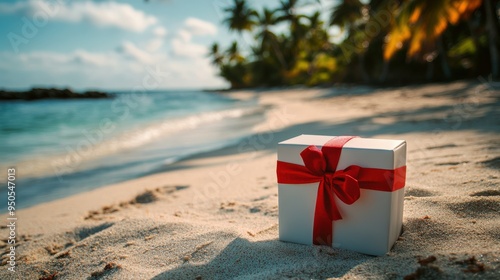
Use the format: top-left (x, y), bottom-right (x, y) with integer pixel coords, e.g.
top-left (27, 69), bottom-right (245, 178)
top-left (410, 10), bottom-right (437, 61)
top-left (332, 166), bottom-right (361, 207)
top-left (312, 181), bottom-right (336, 246)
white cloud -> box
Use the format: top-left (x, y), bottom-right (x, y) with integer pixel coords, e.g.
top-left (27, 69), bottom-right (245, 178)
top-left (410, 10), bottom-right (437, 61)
top-left (184, 17), bottom-right (217, 36)
top-left (177, 29), bottom-right (192, 42)
top-left (0, 48), bottom-right (226, 90)
top-left (146, 38), bottom-right (164, 52)
top-left (171, 38), bottom-right (207, 58)
top-left (0, 50), bottom-right (132, 89)
top-left (153, 26), bottom-right (168, 37)
top-left (117, 41), bottom-right (155, 64)
top-left (0, 8), bottom-right (227, 90)
top-left (146, 26), bottom-right (168, 52)
top-left (166, 56), bottom-right (222, 86)
top-left (0, 0), bottom-right (158, 32)
top-left (13, 50), bottom-right (119, 68)
top-left (72, 50), bottom-right (121, 67)
top-left (168, 17), bottom-right (216, 58)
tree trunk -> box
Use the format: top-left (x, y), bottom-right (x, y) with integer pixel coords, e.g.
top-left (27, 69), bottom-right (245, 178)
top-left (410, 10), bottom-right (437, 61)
top-left (378, 60), bottom-right (389, 83)
top-left (271, 39), bottom-right (287, 70)
top-left (467, 19), bottom-right (480, 73)
top-left (437, 36), bottom-right (452, 80)
top-left (359, 52), bottom-right (370, 83)
top-left (485, 0), bottom-right (499, 78)
top-left (426, 60), bottom-right (435, 81)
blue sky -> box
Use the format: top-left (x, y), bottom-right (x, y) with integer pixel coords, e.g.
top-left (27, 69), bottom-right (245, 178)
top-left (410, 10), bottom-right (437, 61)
top-left (0, 0), bottom-right (335, 90)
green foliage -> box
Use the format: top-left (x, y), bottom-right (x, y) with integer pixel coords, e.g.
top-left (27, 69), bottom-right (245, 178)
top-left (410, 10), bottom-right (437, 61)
top-left (208, 0), bottom-right (498, 88)
top-left (448, 37), bottom-right (477, 57)
top-left (223, 0), bottom-right (258, 33)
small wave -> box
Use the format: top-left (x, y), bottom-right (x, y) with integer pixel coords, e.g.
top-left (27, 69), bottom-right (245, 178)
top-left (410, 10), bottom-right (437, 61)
top-left (115, 106), bottom-right (264, 150)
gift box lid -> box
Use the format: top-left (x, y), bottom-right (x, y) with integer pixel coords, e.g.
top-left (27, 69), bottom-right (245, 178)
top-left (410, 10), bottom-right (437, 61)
top-left (278, 135), bottom-right (406, 170)
top-left (279, 134), bottom-right (405, 150)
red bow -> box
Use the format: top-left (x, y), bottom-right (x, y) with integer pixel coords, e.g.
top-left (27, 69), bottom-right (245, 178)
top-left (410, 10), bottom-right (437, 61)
top-left (277, 136), bottom-right (406, 246)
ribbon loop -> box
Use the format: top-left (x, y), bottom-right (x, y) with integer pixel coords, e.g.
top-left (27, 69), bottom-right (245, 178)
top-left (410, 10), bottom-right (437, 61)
top-left (331, 165), bottom-right (361, 206)
top-left (300, 145), bottom-right (326, 176)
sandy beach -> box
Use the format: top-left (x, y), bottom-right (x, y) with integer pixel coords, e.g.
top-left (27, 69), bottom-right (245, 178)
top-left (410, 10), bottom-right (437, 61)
top-left (1, 81), bottom-right (499, 279)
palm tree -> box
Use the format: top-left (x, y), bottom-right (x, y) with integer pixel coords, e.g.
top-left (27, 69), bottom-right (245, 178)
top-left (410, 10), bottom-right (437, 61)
top-left (256, 8), bottom-right (286, 69)
top-left (217, 41), bottom-right (248, 88)
top-left (275, 0), bottom-right (318, 68)
top-left (384, 0), bottom-right (482, 79)
top-left (274, 0), bottom-right (302, 69)
top-left (329, 0), bottom-right (364, 31)
top-left (305, 11), bottom-right (337, 85)
top-left (484, 0), bottom-right (499, 78)
top-left (222, 0), bottom-right (257, 34)
top-left (363, 0), bottom-right (399, 83)
top-left (329, 0), bottom-right (370, 82)
top-left (256, 8), bottom-right (278, 52)
top-left (306, 11), bottom-right (330, 57)
top-left (208, 42), bottom-right (224, 66)
top-left (275, 0), bottom-right (301, 24)
top-left (226, 41), bottom-right (245, 63)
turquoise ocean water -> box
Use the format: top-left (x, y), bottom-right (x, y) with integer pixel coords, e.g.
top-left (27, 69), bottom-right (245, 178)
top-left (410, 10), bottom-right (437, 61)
top-left (0, 90), bottom-right (265, 209)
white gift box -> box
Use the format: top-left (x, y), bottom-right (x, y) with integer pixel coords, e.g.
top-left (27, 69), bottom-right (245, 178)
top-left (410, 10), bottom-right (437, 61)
top-left (277, 135), bottom-right (406, 256)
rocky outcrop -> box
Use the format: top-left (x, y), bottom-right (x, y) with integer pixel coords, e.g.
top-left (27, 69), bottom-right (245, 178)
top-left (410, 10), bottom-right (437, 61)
top-left (0, 88), bottom-right (114, 101)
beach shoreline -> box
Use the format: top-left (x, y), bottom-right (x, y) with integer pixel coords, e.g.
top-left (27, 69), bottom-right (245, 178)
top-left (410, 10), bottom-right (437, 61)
top-left (0, 89), bottom-right (266, 210)
top-left (1, 81), bottom-right (499, 279)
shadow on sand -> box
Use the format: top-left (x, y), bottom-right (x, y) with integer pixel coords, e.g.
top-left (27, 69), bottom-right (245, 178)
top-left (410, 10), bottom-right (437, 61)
top-left (152, 237), bottom-right (370, 279)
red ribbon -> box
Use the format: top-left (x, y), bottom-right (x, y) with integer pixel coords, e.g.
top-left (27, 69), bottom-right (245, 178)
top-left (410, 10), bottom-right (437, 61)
top-left (277, 136), bottom-right (406, 246)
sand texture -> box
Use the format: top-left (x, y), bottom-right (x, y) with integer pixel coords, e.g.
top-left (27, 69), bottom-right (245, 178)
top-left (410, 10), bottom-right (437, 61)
top-left (1, 81), bottom-right (499, 279)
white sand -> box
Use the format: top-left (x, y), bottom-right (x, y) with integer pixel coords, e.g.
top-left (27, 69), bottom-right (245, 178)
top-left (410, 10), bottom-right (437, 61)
top-left (1, 81), bottom-right (499, 279)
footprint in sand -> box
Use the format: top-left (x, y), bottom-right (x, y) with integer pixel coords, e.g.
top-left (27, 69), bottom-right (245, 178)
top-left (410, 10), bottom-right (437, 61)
top-left (479, 156), bottom-right (500, 169)
top-left (405, 187), bottom-right (438, 197)
top-left (426, 144), bottom-right (459, 150)
top-left (447, 199), bottom-right (500, 219)
top-left (89, 262), bottom-right (121, 279)
top-left (76, 223), bottom-right (114, 241)
top-left (434, 161), bottom-right (469, 166)
top-left (470, 190), bottom-right (500, 197)
top-left (249, 207), bottom-right (261, 213)
top-left (403, 218), bottom-right (451, 249)
top-left (50, 222), bottom-right (114, 257)
top-left (84, 185), bottom-right (189, 220)
top-left (219, 202), bottom-right (237, 213)
top-left (0, 221), bottom-right (115, 269)
top-left (219, 201), bottom-right (276, 216)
